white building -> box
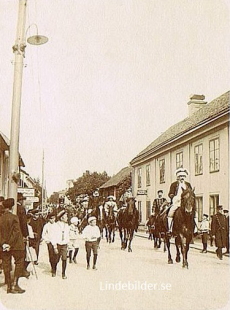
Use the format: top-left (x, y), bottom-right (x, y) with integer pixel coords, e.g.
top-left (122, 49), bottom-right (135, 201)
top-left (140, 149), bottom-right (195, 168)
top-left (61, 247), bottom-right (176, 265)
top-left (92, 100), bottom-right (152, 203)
top-left (130, 91), bottom-right (229, 224)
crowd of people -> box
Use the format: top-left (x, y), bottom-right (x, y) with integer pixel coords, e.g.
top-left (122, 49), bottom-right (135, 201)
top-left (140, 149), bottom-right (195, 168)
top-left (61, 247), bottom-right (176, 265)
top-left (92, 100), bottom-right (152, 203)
top-left (0, 194), bottom-right (104, 294)
top-left (0, 169), bottom-right (229, 294)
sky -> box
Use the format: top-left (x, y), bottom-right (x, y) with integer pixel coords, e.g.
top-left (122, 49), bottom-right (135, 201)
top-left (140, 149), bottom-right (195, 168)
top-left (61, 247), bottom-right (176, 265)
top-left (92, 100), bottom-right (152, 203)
top-left (0, 0), bottom-right (230, 196)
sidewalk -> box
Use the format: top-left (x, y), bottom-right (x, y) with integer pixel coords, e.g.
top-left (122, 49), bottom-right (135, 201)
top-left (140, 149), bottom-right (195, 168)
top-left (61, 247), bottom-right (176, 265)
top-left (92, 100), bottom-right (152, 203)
top-left (136, 229), bottom-right (229, 256)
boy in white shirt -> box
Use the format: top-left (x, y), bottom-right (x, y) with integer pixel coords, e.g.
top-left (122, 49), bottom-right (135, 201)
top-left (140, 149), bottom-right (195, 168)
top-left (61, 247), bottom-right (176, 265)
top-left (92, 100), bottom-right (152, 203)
top-left (42, 212), bottom-right (57, 274)
top-left (50, 210), bottom-right (70, 279)
top-left (82, 216), bottom-right (100, 270)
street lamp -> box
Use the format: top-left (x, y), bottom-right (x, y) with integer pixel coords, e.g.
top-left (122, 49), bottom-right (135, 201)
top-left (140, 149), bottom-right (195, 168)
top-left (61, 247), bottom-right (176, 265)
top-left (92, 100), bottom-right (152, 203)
top-left (8, 0), bottom-right (48, 214)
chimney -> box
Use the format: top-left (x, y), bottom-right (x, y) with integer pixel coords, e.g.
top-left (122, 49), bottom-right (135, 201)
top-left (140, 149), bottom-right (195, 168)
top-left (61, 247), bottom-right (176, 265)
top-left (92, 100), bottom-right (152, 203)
top-left (187, 94), bottom-right (207, 117)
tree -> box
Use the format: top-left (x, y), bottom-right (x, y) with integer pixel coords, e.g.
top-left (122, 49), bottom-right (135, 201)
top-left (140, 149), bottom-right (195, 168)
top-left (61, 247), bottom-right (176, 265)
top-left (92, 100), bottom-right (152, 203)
top-left (66, 170), bottom-right (110, 203)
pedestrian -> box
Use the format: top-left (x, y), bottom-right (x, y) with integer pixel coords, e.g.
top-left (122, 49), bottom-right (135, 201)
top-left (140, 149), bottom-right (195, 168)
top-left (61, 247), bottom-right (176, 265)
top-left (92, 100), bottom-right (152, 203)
top-left (152, 190), bottom-right (167, 214)
top-left (167, 168), bottom-right (198, 234)
top-left (17, 193), bottom-right (30, 278)
top-left (82, 216), bottom-right (101, 270)
top-left (0, 198), bottom-right (26, 293)
top-left (50, 210), bottom-right (70, 279)
top-left (223, 210), bottom-right (229, 254)
top-left (199, 214), bottom-right (209, 253)
top-left (209, 215), bottom-right (214, 246)
top-left (41, 212), bottom-right (57, 274)
top-left (68, 217), bottom-right (80, 264)
top-left (29, 209), bottom-right (44, 265)
top-left (25, 214), bottom-right (37, 272)
top-left (211, 205), bottom-right (228, 260)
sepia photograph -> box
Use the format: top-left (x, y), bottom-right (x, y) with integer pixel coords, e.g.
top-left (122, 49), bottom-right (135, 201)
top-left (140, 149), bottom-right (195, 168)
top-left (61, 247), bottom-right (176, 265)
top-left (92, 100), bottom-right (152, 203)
top-left (0, 1), bottom-right (229, 310)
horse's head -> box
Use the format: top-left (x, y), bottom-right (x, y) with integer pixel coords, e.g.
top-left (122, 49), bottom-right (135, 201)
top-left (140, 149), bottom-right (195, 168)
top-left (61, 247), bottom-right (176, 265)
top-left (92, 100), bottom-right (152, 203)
top-left (126, 197), bottom-right (136, 215)
top-left (181, 187), bottom-right (196, 214)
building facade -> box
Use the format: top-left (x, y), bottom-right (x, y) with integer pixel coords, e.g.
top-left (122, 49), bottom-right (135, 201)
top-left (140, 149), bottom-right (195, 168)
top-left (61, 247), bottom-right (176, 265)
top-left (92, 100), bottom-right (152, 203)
top-left (130, 92), bottom-right (229, 224)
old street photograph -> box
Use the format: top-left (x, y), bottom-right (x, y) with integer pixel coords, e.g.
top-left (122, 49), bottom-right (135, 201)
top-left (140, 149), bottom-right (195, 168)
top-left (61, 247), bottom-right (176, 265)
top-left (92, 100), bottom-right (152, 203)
top-left (0, 1), bottom-right (229, 310)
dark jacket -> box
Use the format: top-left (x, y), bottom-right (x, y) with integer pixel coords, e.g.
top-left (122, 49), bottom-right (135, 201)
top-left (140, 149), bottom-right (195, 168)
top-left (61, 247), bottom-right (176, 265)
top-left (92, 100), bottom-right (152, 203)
top-left (211, 213), bottom-right (228, 248)
top-left (0, 211), bottom-right (25, 250)
top-left (17, 203), bottom-right (29, 238)
top-left (152, 198), bottom-right (167, 214)
top-left (168, 181), bottom-right (192, 202)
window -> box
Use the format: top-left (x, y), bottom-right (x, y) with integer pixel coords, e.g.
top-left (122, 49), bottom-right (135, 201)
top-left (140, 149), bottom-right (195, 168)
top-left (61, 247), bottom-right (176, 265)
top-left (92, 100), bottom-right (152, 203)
top-left (209, 138), bottom-right (219, 172)
top-left (146, 201), bottom-right (151, 220)
top-left (195, 196), bottom-right (203, 222)
top-left (138, 201), bottom-right (142, 222)
top-left (176, 152), bottom-right (183, 169)
top-left (146, 165), bottom-right (150, 186)
top-left (194, 144), bottom-right (203, 175)
top-left (137, 168), bottom-right (142, 188)
top-left (209, 195), bottom-right (219, 216)
top-left (159, 159), bottom-right (165, 183)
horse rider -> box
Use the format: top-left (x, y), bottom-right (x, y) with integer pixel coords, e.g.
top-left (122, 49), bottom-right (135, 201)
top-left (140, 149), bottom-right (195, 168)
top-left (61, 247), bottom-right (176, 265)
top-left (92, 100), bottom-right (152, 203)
top-left (152, 190), bottom-right (167, 215)
top-left (104, 196), bottom-right (118, 217)
top-left (167, 168), bottom-right (198, 234)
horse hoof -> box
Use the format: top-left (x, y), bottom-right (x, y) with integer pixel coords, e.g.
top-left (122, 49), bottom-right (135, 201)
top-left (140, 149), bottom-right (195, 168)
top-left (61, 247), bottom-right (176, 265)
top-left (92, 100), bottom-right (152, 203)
top-left (168, 259), bottom-right (173, 264)
top-left (176, 256), bottom-right (180, 263)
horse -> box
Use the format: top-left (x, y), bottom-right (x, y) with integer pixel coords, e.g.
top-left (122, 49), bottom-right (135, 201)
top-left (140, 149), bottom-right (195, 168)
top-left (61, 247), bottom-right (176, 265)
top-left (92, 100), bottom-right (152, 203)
top-left (172, 187), bottom-right (196, 268)
top-left (117, 198), bottom-right (139, 252)
top-left (146, 214), bottom-right (162, 248)
top-left (156, 188), bottom-right (196, 268)
top-left (105, 205), bottom-right (116, 243)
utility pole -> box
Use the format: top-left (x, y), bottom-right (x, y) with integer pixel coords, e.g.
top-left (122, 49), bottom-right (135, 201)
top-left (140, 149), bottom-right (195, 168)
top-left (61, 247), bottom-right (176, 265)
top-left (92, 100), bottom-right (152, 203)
top-left (8, 0), bottom-right (27, 214)
top-left (8, 0), bottom-right (48, 214)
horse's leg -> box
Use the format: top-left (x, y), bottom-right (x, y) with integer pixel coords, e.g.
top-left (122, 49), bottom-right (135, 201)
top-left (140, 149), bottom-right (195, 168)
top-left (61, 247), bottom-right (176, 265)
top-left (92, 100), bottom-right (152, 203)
top-left (157, 233), bottom-right (161, 248)
top-left (128, 230), bottom-right (134, 252)
top-left (180, 234), bottom-right (188, 268)
top-left (175, 236), bottom-right (181, 263)
top-left (119, 228), bottom-right (124, 249)
top-left (166, 236), bottom-right (173, 264)
top-left (124, 229), bottom-right (128, 250)
top-left (112, 226), bottom-right (115, 242)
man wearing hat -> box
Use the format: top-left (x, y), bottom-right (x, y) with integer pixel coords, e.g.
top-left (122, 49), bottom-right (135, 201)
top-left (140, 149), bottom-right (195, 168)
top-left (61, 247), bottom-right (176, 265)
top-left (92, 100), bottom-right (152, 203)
top-left (0, 198), bottom-right (26, 293)
top-left (29, 209), bottom-right (44, 264)
top-left (223, 210), bottom-right (229, 254)
top-left (50, 210), bottom-right (70, 279)
top-left (152, 190), bottom-right (167, 215)
top-left (199, 214), bottom-right (210, 253)
top-left (167, 168), bottom-right (197, 234)
top-left (211, 205), bottom-right (228, 260)
top-left (104, 196), bottom-right (118, 216)
top-left (82, 216), bottom-right (100, 270)
top-left (17, 193), bottom-right (30, 278)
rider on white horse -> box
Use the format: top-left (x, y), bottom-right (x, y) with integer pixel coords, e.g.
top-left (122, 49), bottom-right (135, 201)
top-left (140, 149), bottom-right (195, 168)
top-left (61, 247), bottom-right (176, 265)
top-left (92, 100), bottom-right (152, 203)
top-left (167, 168), bottom-right (198, 234)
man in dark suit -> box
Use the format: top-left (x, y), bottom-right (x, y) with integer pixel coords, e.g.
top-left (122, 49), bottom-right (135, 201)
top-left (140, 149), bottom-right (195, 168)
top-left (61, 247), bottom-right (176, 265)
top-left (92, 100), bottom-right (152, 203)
top-left (152, 190), bottom-right (167, 214)
top-left (17, 193), bottom-right (29, 239)
top-left (17, 193), bottom-right (30, 278)
top-left (0, 198), bottom-right (26, 293)
top-left (223, 209), bottom-right (229, 254)
top-left (211, 205), bottom-right (228, 260)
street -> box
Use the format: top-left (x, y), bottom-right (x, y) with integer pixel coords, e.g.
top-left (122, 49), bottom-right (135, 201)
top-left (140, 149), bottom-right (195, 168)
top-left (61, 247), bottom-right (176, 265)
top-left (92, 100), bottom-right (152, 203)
top-left (0, 232), bottom-right (229, 310)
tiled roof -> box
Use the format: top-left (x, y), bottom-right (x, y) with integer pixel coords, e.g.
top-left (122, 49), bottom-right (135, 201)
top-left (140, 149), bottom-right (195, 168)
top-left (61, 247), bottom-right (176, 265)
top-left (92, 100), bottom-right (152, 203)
top-left (131, 91), bottom-right (230, 164)
top-left (100, 166), bottom-right (132, 189)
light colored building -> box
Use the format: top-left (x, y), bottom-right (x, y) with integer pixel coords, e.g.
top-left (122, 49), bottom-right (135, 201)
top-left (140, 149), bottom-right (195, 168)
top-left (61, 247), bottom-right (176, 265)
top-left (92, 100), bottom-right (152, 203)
top-left (130, 91), bottom-right (229, 224)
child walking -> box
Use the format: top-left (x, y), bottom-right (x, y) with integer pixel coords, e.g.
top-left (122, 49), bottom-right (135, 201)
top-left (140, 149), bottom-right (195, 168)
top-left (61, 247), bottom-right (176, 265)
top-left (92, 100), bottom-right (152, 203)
top-left (199, 214), bottom-right (210, 253)
top-left (68, 217), bottom-right (80, 264)
top-left (82, 216), bottom-right (100, 270)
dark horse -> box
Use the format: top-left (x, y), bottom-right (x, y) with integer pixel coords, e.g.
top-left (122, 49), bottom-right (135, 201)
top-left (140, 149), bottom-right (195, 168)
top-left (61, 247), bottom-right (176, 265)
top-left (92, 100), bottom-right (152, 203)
top-left (156, 188), bottom-right (196, 268)
top-left (146, 214), bottom-right (162, 248)
top-left (117, 198), bottom-right (139, 252)
top-left (105, 205), bottom-right (116, 243)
